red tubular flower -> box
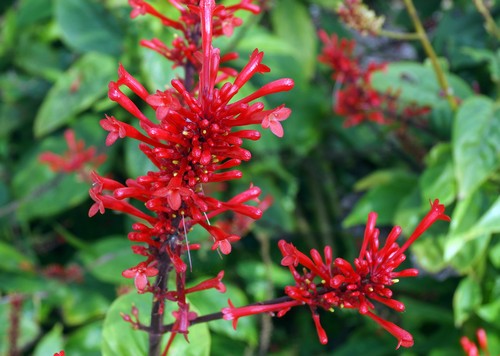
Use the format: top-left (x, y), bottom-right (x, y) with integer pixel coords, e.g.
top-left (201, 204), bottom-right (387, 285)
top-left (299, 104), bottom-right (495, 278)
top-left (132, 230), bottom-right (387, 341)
top-left (39, 129), bottom-right (105, 178)
top-left (319, 30), bottom-right (431, 127)
top-left (222, 298), bottom-right (301, 330)
top-left (461, 328), bottom-right (490, 356)
top-left (226, 200), bottom-right (449, 348)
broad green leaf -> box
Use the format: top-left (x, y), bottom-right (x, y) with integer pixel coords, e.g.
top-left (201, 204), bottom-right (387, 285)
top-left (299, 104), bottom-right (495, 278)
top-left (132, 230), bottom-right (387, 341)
top-left (33, 324), bottom-right (64, 356)
top-left (17, 0), bottom-right (52, 27)
top-left (65, 321), bottom-right (102, 356)
top-left (462, 47), bottom-right (500, 82)
top-left (444, 188), bottom-right (495, 267)
top-left (477, 299), bottom-right (500, 323)
top-left (343, 170), bottom-right (417, 227)
top-left (55, 0), bottom-right (124, 55)
top-left (453, 276), bottom-right (482, 326)
top-left (271, 0), bottom-right (317, 82)
top-left (490, 240), bottom-right (500, 268)
top-left (34, 52), bottom-right (116, 137)
top-left (79, 236), bottom-right (144, 285)
top-left (419, 143), bottom-right (456, 206)
top-left (14, 117), bottom-right (106, 221)
top-left (102, 292), bottom-right (210, 356)
top-left (0, 241), bottom-right (35, 272)
top-left (371, 62), bottom-right (473, 106)
top-left (60, 285), bottom-right (110, 326)
top-left (453, 96), bottom-right (500, 198)
top-left (411, 235), bottom-right (448, 274)
top-left (445, 195), bottom-right (500, 262)
top-left (188, 280), bottom-right (257, 345)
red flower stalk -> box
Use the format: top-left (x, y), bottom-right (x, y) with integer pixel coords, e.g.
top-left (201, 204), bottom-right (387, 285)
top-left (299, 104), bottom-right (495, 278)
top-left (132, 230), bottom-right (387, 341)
top-left (318, 31), bottom-right (431, 127)
top-left (39, 129), bottom-right (105, 179)
top-left (222, 200), bottom-right (450, 348)
top-left (89, 0), bottom-right (293, 351)
top-left (130, 0), bottom-right (260, 71)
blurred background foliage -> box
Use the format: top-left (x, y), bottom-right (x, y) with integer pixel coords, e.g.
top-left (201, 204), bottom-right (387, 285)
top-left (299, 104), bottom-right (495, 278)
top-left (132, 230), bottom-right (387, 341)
top-left (1, 0), bottom-right (500, 355)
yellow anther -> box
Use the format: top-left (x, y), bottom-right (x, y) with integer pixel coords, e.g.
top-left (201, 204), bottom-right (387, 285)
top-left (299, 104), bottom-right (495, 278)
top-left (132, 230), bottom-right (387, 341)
top-left (329, 308), bottom-right (334, 312)
top-left (202, 130), bottom-right (207, 134)
top-left (173, 172), bottom-right (178, 177)
top-left (172, 214), bottom-right (177, 218)
top-left (172, 160), bottom-right (179, 164)
top-left (180, 210), bottom-right (185, 215)
top-left (392, 279), bottom-right (399, 283)
top-left (182, 131), bottom-right (189, 136)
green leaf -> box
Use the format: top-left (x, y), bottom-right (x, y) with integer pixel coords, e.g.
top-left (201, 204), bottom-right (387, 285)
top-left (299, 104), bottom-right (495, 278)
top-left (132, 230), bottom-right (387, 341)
top-left (419, 143), bottom-right (456, 206)
top-left (270, 0), bottom-right (317, 82)
top-left (60, 285), bottom-right (110, 326)
top-left (343, 170), bottom-right (417, 227)
top-left (453, 276), bottom-right (482, 326)
top-left (453, 96), bottom-right (500, 198)
top-left (65, 320), bottom-right (102, 356)
top-left (13, 117), bottom-right (106, 221)
top-left (33, 324), bottom-right (64, 356)
top-left (102, 292), bottom-right (210, 356)
top-left (55, 0), bottom-right (124, 55)
top-left (477, 299), bottom-right (500, 323)
top-left (462, 47), bottom-right (500, 82)
top-left (490, 240), bottom-right (500, 268)
top-left (0, 241), bottom-right (35, 272)
top-left (445, 195), bottom-right (500, 263)
top-left (371, 62), bottom-right (473, 105)
top-left (79, 236), bottom-right (144, 285)
top-left (34, 52), bottom-right (116, 137)
top-left (411, 235), bottom-right (448, 274)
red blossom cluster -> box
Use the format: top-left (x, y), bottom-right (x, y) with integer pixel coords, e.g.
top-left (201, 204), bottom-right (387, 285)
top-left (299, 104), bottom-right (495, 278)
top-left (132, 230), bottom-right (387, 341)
top-left (461, 328), bottom-right (490, 356)
top-left (222, 199), bottom-right (450, 348)
top-left (39, 129), bottom-right (106, 179)
top-left (89, 0), bottom-right (293, 344)
top-left (130, 0), bottom-right (259, 72)
top-left (318, 31), bottom-right (430, 127)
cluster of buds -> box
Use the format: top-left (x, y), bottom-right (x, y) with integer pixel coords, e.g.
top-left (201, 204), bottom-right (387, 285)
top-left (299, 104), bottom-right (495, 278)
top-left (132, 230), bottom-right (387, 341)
top-left (223, 200), bottom-right (450, 348)
top-left (88, 0), bottom-right (293, 344)
top-left (337, 0), bottom-right (385, 36)
top-left (318, 30), bottom-right (430, 127)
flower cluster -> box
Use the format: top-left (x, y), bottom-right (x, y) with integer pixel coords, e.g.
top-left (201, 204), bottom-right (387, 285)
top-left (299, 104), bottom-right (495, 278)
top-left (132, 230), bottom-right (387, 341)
top-left (318, 31), bottom-right (430, 127)
top-left (39, 129), bottom-right (105, 180)
top-left (461, 328), bottom-right (490, 356)
top-left (222, 199), bottom-right (450, 348)
top-left (89, 0), bottom-right (293, 344)
top-left (130, 0), bottom-right (259, 72)
top-left (337, 0), bottom-right (385, 36)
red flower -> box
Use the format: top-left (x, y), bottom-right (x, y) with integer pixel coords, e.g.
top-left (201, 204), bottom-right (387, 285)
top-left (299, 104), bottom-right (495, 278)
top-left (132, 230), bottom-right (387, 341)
top-left (222, 200), bottom-right (449, 348)
top-left (461, 328), bottom-right (490, 356)
top-left (122, 263), bottom-right (159, 293)
top-left (39, 129), bottom-right (105, 178)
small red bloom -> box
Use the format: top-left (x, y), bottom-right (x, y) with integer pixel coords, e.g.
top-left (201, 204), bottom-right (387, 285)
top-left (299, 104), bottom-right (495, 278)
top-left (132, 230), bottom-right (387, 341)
top-left (53, 351), bottom-right (65, 356)
top-left (122, 263), bottom-right (159, 293)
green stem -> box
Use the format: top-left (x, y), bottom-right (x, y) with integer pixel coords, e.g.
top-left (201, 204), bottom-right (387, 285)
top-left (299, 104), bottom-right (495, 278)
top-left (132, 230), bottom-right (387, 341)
top-left (473, 0), bottom-right (500, 40)
top-left (403, 0), bottom-right (458, 111)
top-left (378, 29), bottom-right (420, 41)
